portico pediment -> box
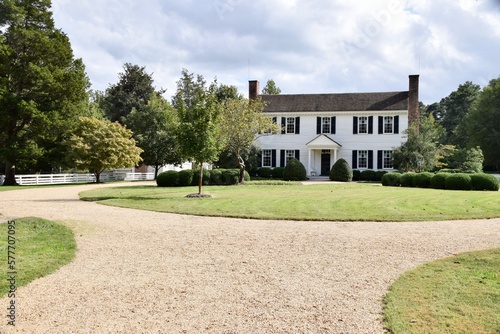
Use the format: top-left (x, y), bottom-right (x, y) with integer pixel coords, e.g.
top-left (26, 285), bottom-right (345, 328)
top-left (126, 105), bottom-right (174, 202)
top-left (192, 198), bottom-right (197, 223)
top-left (306, 134), bottom-right (342, 150)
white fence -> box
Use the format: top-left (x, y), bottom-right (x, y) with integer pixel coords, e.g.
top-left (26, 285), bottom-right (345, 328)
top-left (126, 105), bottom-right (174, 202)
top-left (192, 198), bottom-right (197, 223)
top-left (0, 172), bottom-right (155, 186)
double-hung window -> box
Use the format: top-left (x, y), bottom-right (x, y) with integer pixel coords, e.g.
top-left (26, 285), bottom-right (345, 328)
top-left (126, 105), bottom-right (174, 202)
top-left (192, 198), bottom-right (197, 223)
top-left (285, 150), bottom-right (296, 165)
top-left (384, 116), bottom-right (394, 134)
top-left (383, 150), bottom-right (393, 169)
top-left (358, 150), bottom-right (368, 169)
top-left (286, 117), bottom-right (295, 134)
top-left (322, 117), bottom-right (331, 134)
top-left (358, 117), bottom-right (368, 134)
top-left (262, 150), bottom-right (272, 167)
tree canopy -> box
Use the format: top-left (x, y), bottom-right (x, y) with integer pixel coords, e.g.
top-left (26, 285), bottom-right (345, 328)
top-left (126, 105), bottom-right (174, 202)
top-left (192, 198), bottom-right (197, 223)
top-left (0, 0), bottom-right (89, 185)
top-left (466, 77), bottom-right (500, 169)
top-left (124, 94), bottom-right (182, 179)
top-left (261, 79), bottom-right (281, 95)
top-left (67, 117), bottom-right (142, 183)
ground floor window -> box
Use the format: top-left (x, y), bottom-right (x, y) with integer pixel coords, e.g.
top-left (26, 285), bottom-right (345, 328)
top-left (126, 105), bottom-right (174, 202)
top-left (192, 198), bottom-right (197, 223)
top-left (358, 150), bottom-right (368, 169)
top-left (262, 150), bottom-right (272, 167)
top-left (285, 150), bottom-right (296, 165)
top-left (383, 150), bottom-right (393, 169)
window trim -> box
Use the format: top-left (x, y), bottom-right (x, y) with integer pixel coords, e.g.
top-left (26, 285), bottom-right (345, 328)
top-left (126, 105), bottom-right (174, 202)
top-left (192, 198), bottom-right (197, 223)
top-left (262, 149), bottom-right (272, 167)
top-left (383, 150), bottom-right (393, 169)
top-left (358, 150), bottom-right (368, 169)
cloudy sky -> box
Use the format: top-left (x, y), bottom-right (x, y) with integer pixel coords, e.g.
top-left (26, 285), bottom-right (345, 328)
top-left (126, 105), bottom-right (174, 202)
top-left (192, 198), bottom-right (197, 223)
top-left (51, 0), bottom-right (500, 104)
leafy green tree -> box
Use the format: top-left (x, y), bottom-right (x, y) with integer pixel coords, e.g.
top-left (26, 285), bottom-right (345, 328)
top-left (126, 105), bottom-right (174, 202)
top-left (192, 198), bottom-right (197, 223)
top-left (439, 81), bottom-right (480, 148)
top-left (172, 69), bottom-right (225, 195)
top-left (466, 77), bottom-right (500, 169)
top-left (0, 0), bottom-right (89, 185)
top-left (216, 84), bottom-right (243, 101)
top-left (103, 63), bottom-right (160, 123)
top-left (67, 117), bottom-right (142, 183)
top-left (219, 97), bottom-right (280, 183)
top-left (124, 95), bottom-right (182, 179)
top-left (261, 79), bottom-right (281, 95)
top-left (393, 115), bottom-right (445, 172)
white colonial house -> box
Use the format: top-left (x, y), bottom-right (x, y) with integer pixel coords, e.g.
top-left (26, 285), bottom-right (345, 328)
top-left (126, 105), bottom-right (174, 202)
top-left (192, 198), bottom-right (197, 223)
top-left (252, 75), bottom-right (420, 176)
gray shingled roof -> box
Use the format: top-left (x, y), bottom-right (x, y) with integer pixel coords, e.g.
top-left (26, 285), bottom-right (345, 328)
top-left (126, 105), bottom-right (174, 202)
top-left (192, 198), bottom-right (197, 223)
top-left (261, 91), bottom-right (409, 113)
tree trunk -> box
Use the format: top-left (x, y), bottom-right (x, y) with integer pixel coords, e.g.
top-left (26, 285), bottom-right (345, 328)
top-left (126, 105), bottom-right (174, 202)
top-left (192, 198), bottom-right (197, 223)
top-left (95, 171), bottom-right (101, 183)
top-left (3, 161), bottom-right (18, 186)
top-left (238, 154), bottom-right (245, 184)
top-left (154, 165), bottom-right (160, 180)
top-left (198, 161), bottom-right (203, 195)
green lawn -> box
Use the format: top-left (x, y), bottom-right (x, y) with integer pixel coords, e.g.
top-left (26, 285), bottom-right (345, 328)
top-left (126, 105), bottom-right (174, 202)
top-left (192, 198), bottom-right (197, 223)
top-left (79, 183), bottom-right (500, 221)
top-left (383, 248), bottom-right (500, 333)
top-left (0, 217), bottom-right (76, 296)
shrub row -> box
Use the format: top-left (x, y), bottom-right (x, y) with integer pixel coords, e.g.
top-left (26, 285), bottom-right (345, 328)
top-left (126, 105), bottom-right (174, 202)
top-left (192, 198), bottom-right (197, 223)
top-left (157, 168), bottom-right (250, 187)
top-left (256, 167), bottom-right (285, 179)
top-left (382, 172), bottom-right (499, 191)
top-left (352, 169), bottom-right (387, 182)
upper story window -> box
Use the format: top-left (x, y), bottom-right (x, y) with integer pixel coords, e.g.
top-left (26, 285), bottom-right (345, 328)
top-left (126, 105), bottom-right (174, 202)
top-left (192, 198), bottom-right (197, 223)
top-left (378, 115), bottom-right (399, 134)
top-left (281, 117), bottom-right (300, 134)
top-left (286, 117), bottom-right (295, 134)
top-left (384, 116), bottom-right (394, 134)
top-left (317, 117), bottom-right (336, 134)
top-left (322, 117), bottom-right (331, 133)
top-left (353, 116), bottom-right (373, 134)
top-left (358, 117), bottom-right (368, 134)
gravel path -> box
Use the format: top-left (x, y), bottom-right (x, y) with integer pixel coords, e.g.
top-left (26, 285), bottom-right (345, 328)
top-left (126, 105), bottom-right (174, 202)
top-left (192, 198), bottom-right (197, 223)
top-left (0, 182), bottom-right (499, 333)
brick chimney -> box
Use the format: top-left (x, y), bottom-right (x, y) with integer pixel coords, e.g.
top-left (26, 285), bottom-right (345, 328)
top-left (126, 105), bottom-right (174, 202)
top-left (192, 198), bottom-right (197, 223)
top-left (408, 74), bottom-right (420, 129)
top-left (249, 80), bottom-right (259, 99)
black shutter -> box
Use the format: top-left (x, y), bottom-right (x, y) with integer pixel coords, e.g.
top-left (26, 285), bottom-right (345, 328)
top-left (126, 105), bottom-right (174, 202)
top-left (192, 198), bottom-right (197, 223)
top-left (377, 150), bottom-right (383, 169)
top-left (295, 117), bottom-right (300, 134)
top-left (368, 150), bottom-right (374, 169)
top-left (394, 116), bottom-right (399, 134)
top-left (353, 117), bottom-right (358, 134)
top-left (271, 150), bottom-right (277, 168)
top-left (331, 116), bottom-right (336, 134)
top-left (317, 117), bottom-right (321, 134)
top-left (258, 150), bottom-right (262, 168)
top-left (295, 150), bottom-right (300, 160)
top-left (280, 150), bottom-right (285, 167)
top-left (272, 117), bottom-right (277, 124)
top-left (368, 116), bottom-right (373, 134)
top-left (378, 116), bottom-right (384, 134)
top-left (281, 117), bottom-right (286, 134)
top-left (352, 150), bottom-right (358, 169)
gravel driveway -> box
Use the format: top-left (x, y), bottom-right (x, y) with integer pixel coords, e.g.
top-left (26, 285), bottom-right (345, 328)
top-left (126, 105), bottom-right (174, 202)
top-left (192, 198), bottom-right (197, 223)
top-left (0, 182), bottom-right (499, 333)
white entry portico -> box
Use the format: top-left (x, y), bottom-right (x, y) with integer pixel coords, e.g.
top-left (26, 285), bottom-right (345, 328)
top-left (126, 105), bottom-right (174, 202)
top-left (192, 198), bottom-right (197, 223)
top-left (306, 134), bottom-right (342, 176)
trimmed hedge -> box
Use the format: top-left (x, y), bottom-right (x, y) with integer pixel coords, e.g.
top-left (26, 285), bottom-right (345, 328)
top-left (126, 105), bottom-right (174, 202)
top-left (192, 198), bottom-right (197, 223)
top-left (257, 167), bottom-right (272, 178)
top-left (438, 169), bottom-right (461, 174)
top-left (374, 171), bottom-right (388, 182)
top-left (330, 158), bottom-right (353, 182)
top-left (352, 170), bottom-right (361, 181)
top-left (156, 170), bottom-right (178, 187)
top-left (445, 173), bottom-right (472, 190)
top-left (178, 170), bottom-right (193, 186)
top-left (470, 173), bottom-right (500, 191)
top-left (271, 167), bottom-right (285, 179)
top-left (413, 172), bottom-right (434, 188)
top-left (283, 158), bottom-right (307, 181)
top-left (400, 173), bottom-right (416, 187)
top-left (210, 169), bottom-right (223, 185)
top-left (221, 169), bottom-right (239, 185)
top-left (360, 170), bottom-right (376, 181)
top-left (381, 172), bottom-right (402, 187)
top-left (191, 168), bottom-right (211, 186)
top-left (430, 173), bottom-right (449, 189)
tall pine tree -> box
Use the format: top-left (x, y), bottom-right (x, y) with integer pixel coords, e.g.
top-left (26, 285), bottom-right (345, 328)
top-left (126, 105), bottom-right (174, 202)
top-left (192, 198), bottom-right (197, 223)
top-left (0, 0), bottom-right (88, 185)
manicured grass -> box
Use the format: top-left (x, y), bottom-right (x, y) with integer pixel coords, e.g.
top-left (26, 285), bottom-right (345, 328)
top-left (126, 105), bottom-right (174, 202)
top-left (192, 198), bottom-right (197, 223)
top-left (383, 248), bottom-right (500, 333)
top-left (79, 183), bottom-right (500, 221)
top-left (0, 217), bottom-right (76, 296)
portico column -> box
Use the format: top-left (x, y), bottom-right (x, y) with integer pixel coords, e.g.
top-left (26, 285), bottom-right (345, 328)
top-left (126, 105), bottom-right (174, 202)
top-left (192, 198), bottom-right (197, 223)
top-left (333, 149), bottom-right (338, 165)
top-left (308, 149), bottom-right (312, 176)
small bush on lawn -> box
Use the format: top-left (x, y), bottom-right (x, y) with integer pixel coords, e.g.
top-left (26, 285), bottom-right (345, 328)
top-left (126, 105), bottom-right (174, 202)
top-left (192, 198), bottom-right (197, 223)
top-left (400, 173), bottom-right (416, 187)
top-left (330, 158), bottom-right (353, 182)
top-left (271, 167), bottom-right (285, 179)
top-left (414, 172), bottom-right (434, 188)
top-left (243, 170), bottom-right (251, 182)
top-left (352, 170), bottom-right (361, 181)
top-left (430, 173), bottom-right (450, 189)
top-left (445, 173), bottom-right (472, 190)
top-left (284, 158), bottom-right (307, 181)
top-left (210, 169), bottom-right (224, 185)
top-left (470, 173), bottom-right (499, 191)
top-left (257, 167), bottom-right (272, 178)
top-left (382, 172), bottom-right (402, 187)
top-left (360, 170), bottom-right (376, 181)
top-left (191, 168), bottom-right (211, 186)
top-left (156, 170), bottom-right (178, 187)
top-left (177, 170), bottom-right (193, 186)
top-left (374, 171), bottom-right (387, 182)
top-left (221, 169), bottom-right (240, 185)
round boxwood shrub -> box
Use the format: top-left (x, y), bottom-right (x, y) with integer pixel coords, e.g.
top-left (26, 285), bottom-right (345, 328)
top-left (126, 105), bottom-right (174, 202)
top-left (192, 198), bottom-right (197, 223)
top-left (438, 168), bottom-right (461, 174)
top-left (352, 170), bottom-right (361, 181)
top-left (156, 170), bottom-right (178, 187)
top-left (177, 169), bottom-right (193, 187)
top-left (445, 173), bottom-right (472, 190)
top-left (360, 170), bottom-right (376, 181)
top-left (284, 158), bottom-right (307, 181)
top-left (210, 169), bottom-right (224, 185)
top-left (191, 168), bottom-right (211, 186)
top-left (374, 170), bottom-right (387, 182)
top-left (221, 169), bottom-right (240, 185)
top-left (430, 173), bottom-right (450, 189)
top-left (243, 170), bottom-right (251, 182)
top-left (400, 173), bottom-right (416, 187)
top-left (271, 167), bottom-right (285, 179)
top-left (413, 172), bottom-right (434, 188)
top-left (470, 173), bottom-right (499, 191)
top-left (329, 158), bottom-right (353, 182)
top-left (381, 172), bottom-right (402, 187)
top-left (257, 167), bottom-right (272, 178)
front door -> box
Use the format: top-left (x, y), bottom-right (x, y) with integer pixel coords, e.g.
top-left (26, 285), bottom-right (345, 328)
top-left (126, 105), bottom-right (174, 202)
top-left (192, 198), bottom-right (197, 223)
top-left (321, 151), bottom-right (331, 176)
